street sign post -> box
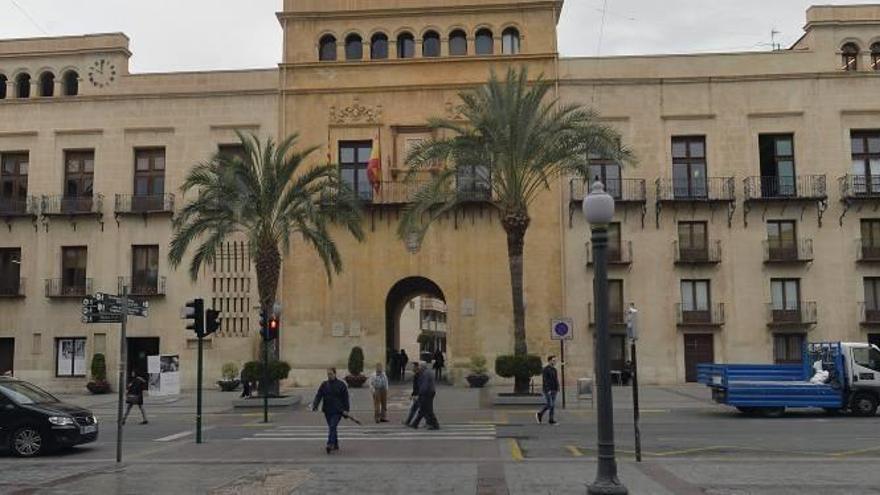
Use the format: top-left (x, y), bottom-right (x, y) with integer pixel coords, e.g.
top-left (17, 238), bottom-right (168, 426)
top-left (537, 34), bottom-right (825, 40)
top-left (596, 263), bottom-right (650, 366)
top-left (81, 289), bottom-right (149, 463)
top-left (551, 318), bottom-right (574, 409)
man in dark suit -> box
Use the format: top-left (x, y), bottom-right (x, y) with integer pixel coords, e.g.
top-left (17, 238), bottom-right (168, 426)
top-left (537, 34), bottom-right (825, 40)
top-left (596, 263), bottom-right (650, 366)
top-left (536, 355), bottom-right (559, 425)
top-left (310, 367), bottom-right (350, 454)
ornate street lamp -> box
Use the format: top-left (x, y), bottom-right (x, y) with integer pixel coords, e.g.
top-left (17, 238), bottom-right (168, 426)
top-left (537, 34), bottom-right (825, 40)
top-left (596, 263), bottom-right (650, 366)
top-left (583, 181), bottom-right (627, 495)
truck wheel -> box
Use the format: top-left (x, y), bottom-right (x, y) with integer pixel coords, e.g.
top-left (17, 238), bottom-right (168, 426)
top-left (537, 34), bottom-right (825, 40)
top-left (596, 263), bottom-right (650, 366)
top-left (12, 426), bottom-right (44, 457)
top-left (850, 394), bottom-right (878, 417)
top-left (735, 407), bottom-right (757, 416)
top-left (759, 407), bottom-right (785, 418)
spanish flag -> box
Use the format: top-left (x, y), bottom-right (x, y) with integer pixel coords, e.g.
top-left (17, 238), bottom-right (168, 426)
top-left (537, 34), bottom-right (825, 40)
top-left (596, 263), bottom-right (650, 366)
top-left (367, 136), bottom-right (381, 193)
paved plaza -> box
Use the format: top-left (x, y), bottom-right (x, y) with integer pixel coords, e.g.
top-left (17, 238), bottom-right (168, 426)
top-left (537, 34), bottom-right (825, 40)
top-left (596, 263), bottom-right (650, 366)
top-left (1, 384), bottom-right (877, 494)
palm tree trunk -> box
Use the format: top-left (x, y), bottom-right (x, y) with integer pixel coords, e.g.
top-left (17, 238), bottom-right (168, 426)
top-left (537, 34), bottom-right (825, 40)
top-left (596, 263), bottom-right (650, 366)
top-left (255, 240), bottom-right (281, 395)
top-left (502, 211), bottom-right (531, 394)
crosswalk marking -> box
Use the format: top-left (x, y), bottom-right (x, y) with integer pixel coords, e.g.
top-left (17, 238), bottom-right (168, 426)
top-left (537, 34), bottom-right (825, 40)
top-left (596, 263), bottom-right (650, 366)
top-left (242, 424), bottom-right (497, 442)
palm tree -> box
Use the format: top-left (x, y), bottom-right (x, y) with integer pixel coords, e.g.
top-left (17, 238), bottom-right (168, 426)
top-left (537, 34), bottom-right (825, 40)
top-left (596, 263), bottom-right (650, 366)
top-left (400, 68), bottom-right (632, 393)
top-left (169, 131), bottom-right (364, 364)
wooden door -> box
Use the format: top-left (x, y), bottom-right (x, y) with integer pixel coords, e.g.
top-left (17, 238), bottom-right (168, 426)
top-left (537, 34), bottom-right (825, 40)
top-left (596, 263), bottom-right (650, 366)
top-left (684, 334), bottom-right (714, 383)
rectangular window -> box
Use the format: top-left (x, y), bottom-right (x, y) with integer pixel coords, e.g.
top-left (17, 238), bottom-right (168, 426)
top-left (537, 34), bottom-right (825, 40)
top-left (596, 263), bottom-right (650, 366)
top-left (55, 337), bottom-right (86, 377)
top-left (759, 134), bottom-right (796, 197)
top-left (133, 148), bottom-right (165, 211)
top-left (767, 220), bottom-right (797, 260)
top-left (64, 150), bottom-right (95, 198)
top-left (607, 223), bottom-right (622, 262)
top-left (339, 141), bottom-right (373, 201)
top-left (218, 144), bottom-right (246, 162)
top-left (132, 245), bottom-right (159, 295)
top-left (771, 278), bottom-right (801, 322)
top-left (609, 279), bottom-right (624, 323)
top-left (774, 333), bottom-right (805, 364)
top-left (0, 152), bottom-right (28, 213)
top-left (588, 152), bottom-right (622, 199)
top-left (61, 246), bottom-right (87, 294)
top-left (851, 131), bottom-right (880, 194)
top-left (0, 248), bottom-right (21, 296)
top-left (861, 219), bottom-right (880, 259)
top-left (671, 136), bottom-right (707, 199)
top-left (678, 221), bottom-right (708, 260)
top-left (457, 164), bottom-right (491, 200)
top-left (681, 279), bottom-right (711, 323)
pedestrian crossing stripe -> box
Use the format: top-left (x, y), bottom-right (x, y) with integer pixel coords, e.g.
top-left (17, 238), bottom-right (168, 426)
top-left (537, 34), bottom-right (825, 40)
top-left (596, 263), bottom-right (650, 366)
top-left (241, 424), bottom-right (497, 442)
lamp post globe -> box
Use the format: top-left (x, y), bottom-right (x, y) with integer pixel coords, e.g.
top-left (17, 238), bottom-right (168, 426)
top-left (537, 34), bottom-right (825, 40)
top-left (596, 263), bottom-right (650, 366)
top-left (584, 179), bottom-right (627, 495)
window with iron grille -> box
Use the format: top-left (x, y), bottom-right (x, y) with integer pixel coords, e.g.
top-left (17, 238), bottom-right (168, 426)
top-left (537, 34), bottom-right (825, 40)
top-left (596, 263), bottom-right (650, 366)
top-left (211, 241), bottom-right (254, 337)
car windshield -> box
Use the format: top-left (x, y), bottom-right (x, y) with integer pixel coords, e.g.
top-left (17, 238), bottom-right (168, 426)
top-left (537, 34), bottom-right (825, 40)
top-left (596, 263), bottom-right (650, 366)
top-left (0, 381), bottom-right (59, 405)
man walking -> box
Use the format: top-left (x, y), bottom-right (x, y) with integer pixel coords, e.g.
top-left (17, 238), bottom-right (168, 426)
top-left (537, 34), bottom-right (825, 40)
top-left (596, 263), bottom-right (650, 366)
top-left (398, 349), bottom-right (409, 382)
top-left (410, 362), bottom-right (439, 430)
top-left (310, 367), bottom-right (350, 454)
top-left (536, 355), bottom-right (559, 425)
top-left (404, 362), bottom-right (421, 426)
top-left (369, 362), bottom-right (389, 423)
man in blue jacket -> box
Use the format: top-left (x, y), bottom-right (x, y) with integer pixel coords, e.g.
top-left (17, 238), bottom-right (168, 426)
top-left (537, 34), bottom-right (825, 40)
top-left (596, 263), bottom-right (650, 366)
top-left (310, 367), bottom-right (350, 454)
top-left (536, 355), bottom-right (559, 425)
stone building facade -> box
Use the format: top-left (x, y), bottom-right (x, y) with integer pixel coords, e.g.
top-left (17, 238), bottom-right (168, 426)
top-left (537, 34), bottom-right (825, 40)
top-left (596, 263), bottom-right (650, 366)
top-left (0, 2), bottom-right (878, 390)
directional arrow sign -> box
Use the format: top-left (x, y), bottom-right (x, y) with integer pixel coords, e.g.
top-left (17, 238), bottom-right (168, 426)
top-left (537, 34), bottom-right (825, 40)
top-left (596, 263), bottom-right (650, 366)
top-left (82, 313), bottom-right (124, 324)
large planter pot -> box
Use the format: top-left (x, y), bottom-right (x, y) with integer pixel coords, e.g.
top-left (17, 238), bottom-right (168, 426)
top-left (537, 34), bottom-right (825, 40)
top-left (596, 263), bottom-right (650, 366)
top-left (217, 379), bottom-right (241, 392)
top-left (344, 374), bottom-right (367, 388)
top-left (86, 380), bottom-right (111, 394)
top-left (466, 374), bottom-right (490, 388)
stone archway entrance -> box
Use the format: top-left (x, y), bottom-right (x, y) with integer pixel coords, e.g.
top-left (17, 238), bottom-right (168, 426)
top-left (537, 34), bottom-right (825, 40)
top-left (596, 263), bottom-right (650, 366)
top-left (385, 276), bottom-right (447, 380)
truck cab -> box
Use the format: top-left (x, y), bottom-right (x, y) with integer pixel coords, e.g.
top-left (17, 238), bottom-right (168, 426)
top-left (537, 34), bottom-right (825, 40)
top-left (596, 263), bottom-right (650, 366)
top-left (846, 342), bottom-right (880, 415)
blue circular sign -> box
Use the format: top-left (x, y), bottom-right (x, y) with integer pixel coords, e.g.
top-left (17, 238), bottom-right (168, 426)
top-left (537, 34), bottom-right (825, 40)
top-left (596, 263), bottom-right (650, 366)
top-left (554, 321), bottom-right (570, 337)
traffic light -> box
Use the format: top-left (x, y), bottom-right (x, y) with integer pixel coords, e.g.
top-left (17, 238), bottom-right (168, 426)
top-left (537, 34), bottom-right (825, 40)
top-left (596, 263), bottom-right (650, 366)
top-left (183, 298), bottom-right (204, 337)
top-left (267, 314), bottom-right (279, 341)
top-left (259, 308), bottom-right (279, 341)
top-left (205, 309), bottom-right (221, 337)
top-left (259, 308), bottom-right (269, 340)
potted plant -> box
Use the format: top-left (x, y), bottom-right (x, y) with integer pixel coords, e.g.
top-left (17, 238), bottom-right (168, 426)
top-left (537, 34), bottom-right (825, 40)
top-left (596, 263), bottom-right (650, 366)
top-left (86, 353), bottom-right (111, 394)
top-left (495, 354), bottom-right (542, 396)
top-left (465, 355), bottom-right (490, 388)
top-left (217, 362), bottom-right (241, 392)
top-left (344, 346), bottom-right (367, 388)
top-left (241, 360), bottom-right (291, 397)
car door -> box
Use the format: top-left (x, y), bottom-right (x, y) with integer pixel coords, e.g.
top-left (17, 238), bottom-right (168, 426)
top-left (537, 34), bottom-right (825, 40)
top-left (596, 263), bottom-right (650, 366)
top-left (850, 344), bottom-right (880, 389)
top-left (0, 392), bottom-right (16, 447)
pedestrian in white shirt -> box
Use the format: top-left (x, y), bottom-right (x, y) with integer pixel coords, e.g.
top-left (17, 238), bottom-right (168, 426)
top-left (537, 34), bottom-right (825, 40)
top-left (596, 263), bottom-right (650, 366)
top-left (369, 363), bottom-right (389, 423)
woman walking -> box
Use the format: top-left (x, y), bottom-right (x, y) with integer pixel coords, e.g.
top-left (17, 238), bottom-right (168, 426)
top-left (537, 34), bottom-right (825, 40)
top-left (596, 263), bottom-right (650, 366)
top-left (122, 372), bottom-right (148, 425)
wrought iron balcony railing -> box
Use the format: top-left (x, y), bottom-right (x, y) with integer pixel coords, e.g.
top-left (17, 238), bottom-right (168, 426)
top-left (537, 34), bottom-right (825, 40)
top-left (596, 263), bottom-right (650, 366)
top-left (45, 278), bottom-right (92, 298)
top-left (115, 194), bottom-right (174, 215)
top-left (570, 178), bottom-right (647, 204)
top-left (587, 303), bottom-right (627, 328)
top-left (676, 303), bottom-right (725, 326)
top-left (118, 276), bottom-right (166, 297)
top-left (42, 194), bottom-right (103, 216)
top-left (744, 175), bottom-right (827, 201)
top-left (586, 241), bottom-right (633, 266)
top-left (0, 278), bottom-right (25, 298)
top-left (674, 240), bottom-right (722, 265)
top-left (859, 302), bottom-right (880, 325)
top-left (0, 197), bottom-right (39, 217)
top-left (840, 174), bottom-right (880, 199)
top-left (763, 239), bottom-right (813, 263)
top-left (656, 177), bottom-right (735, 202)
top-left (766, 301), bottom-right (817, 326)
top-left (857, 239), bottom-right (880, 262)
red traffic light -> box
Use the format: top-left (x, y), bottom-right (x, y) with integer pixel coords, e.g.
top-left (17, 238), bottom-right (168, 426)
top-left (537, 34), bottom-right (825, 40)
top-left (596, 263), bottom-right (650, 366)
top-left (268, 318), bottom-right (279, 330)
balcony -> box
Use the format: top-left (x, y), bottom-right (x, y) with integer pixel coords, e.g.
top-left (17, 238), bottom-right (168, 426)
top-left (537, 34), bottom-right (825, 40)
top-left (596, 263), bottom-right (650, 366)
top-left (586, 241), bottom-right (633, 267)
top-left (859, 302), bottom-right (880, 326)
top-left (42, 195), bottom-right (103, 216)
top-left (743, 175), bottom-right (828, 227)
top-left (676, 303), bottom-right (725, 327)
top-left (420, 298), bottom-right (447, 312)
top-left (857, 239), bottom-right (880, 263)
top-left (570, 178), bottom-right (647, 228)
top-left (763, 239), bottom-right (813, 264)
top-left (45, 278), bottom-right (92, 298)
top-left (0, 278), bottom-right (25, 298)
top-left (840, 175), bottom-right (880, 225)
top-left (118, 276), bottom-right (166, 297)
top-left (0, 197), bottom-right (39, 219)
top-left (587, 303), bottom-right (627, 330)
top-left (115, 194), bottom-right (174, 216)
top-left (655, 177), bottom-right (735, 228)
top-left (674, 240), bottom-right (722, 265)
top-left (766, 302), bottom-right (817, 327)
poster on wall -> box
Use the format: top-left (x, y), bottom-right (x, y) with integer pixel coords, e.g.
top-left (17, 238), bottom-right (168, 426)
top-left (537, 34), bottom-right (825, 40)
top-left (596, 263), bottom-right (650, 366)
top-left (147, 354), bottom-right (181, 396)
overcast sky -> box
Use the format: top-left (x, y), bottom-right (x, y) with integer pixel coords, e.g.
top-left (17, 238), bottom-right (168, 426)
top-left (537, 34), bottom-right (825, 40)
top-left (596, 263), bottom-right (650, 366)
top-left (1, 0), bottom-right (877, 72)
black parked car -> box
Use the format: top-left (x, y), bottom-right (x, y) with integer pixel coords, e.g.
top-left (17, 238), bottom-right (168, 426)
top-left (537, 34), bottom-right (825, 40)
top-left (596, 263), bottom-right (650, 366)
top-left (0, 376), bottom-right (98, 457)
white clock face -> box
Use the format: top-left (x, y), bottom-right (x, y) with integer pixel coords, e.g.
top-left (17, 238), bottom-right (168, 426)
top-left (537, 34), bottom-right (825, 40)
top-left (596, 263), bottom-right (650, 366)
top-left (88, 58), bottom-right (117, 88)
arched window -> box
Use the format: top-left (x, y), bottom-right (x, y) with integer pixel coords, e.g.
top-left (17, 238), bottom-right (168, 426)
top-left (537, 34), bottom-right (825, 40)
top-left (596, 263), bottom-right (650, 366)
top-left (502, 28), bottom-right (521, 55)
top-left (63, 71), bottom-right (79, 96)
top-left (397, 32), bottom-right (415, 59)
top-left (371, 33), bottom-right (389, 60)
top-left (842, 42), bottom-right (859, 71)
top-left (318, 35), bottom-right (337, 61)
top-left (422, 31), bottom-right (441, 57)
top-left (345, 34), bottom-right (363, 61)
top-left (449, 29), bottom-right (467, 56)
top-left (872, 42), bottom-right (880, 71)
top-left (0, 75), bottom-right (6, 100)
top-left (475, 28), bottom-right (494, 55)
top-left (15, 73), bottom-right (30, 98)
top-left (39, 72), bottom-right (55, 97)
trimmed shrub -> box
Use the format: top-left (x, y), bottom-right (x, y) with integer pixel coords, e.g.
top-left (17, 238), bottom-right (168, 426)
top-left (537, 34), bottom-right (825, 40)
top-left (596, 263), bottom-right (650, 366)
top-left (90, 353), bottom-right (107, 381)
top-left (221, 362), bottom-right (239, 381)
top-left (348, 347), bottom-right (364, 376)
top-left (241, 360), bottom-right (290, 382)
top-left (469, 355), bottom-right (488, 375)
top-left (495, 354), bottom-right (542, 380)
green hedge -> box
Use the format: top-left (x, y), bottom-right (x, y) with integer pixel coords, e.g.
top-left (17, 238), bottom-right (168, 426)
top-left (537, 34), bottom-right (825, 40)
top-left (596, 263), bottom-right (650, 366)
top-left (90, 353), bottom-right (107, 381)
top-left (348, 347), bottom-right (365, 375)
top-left (241, 360), bottom-right (291, 382)
top-left (495, 354), bottom-right (542, 379)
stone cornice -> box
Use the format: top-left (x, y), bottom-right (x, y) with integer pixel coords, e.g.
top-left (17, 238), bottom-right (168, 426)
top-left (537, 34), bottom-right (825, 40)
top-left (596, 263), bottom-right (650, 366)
top-left (559, 71), bottom-right (880, 86)
top-left (0, 46), bottom-right (132, 60)
top-left (279, 52), bottom-right (556, 70)
top-left (0, 89), bottom-right (278, 105)
top-left (277, 1), bottom-right (559, 21)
